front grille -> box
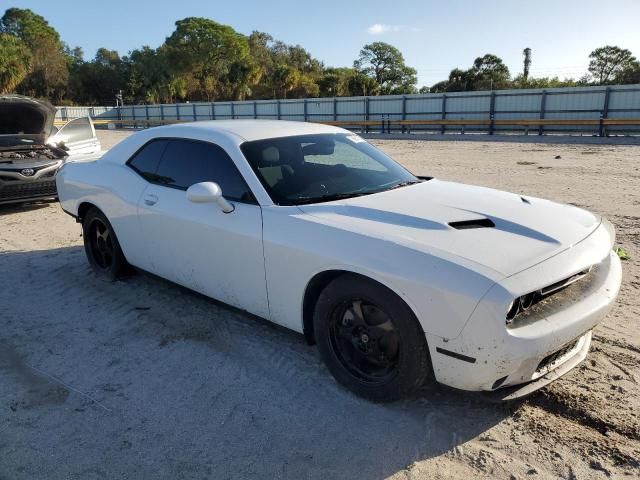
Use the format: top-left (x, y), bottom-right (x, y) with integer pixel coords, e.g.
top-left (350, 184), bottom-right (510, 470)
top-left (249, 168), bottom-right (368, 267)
top-left (0, 180), bottom-right (57, 200)
top-left (536, 339), bottom-right (579, 373)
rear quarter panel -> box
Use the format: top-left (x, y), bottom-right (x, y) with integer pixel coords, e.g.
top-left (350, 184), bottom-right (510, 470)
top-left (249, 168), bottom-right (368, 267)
top-left (56, 159), bottom-right (149, 267)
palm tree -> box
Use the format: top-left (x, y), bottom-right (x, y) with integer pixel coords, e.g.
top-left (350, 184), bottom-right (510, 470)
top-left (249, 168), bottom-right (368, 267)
top-left (0, 34), bottom-right (31, 93)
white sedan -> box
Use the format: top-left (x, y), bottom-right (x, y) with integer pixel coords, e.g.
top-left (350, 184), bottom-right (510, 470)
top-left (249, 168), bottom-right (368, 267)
top-left (56, 120), bottom-right (622, 401)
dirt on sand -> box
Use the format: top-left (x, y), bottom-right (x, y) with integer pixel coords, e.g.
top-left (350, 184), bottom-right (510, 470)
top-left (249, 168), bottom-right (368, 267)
top-left (0, 130), bottom-right (638, 479)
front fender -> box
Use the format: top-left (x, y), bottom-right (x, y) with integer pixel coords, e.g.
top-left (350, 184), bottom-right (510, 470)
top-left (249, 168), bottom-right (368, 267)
top-left (262, 206), bottom-right (497, 338)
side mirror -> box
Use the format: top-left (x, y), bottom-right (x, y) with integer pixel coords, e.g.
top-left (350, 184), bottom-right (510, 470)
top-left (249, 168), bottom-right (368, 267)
top-left (186, 182), bottom-right (235, 213)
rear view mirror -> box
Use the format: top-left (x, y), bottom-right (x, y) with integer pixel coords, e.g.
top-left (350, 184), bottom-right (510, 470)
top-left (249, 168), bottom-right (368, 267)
top-left (186, 182), bottom-right (235, 213)
top-left (302, 141), bottom-right (335, 156)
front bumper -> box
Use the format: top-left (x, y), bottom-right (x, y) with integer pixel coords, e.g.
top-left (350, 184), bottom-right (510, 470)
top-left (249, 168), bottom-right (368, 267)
top-left (486, 331), bottom-right (592, 401)
top-left (426, 221), bottom-right (622, 396)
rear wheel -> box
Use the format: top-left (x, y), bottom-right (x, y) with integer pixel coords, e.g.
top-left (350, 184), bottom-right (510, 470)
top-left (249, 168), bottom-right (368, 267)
top-left (82, 208), bottom-right (128, 280)
top-left (314, 274), bottom-right (432, 401)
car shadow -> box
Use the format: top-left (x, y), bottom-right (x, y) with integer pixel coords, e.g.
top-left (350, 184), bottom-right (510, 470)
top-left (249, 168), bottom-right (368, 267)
top-left (1, 246), bottom-right (518, 479)
top-left (0, 200), bottom-right (56, 216)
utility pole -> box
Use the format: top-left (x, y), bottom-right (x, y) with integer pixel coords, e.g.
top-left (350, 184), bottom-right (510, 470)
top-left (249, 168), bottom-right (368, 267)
top-left (523, 48), bottom-right (532, 81)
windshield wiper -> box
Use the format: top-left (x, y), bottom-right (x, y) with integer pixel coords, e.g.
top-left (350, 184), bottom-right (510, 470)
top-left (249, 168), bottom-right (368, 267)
top-left (294, 192), bottom-right (371, 205)
top-left (293, 180), bottom-right (424, 205)
top-left (385, 180), bottom-right (423, 191)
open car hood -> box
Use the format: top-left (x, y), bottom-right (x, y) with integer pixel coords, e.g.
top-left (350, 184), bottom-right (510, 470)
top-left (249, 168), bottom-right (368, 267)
top-left (0, 94), bottom-right (57, 148)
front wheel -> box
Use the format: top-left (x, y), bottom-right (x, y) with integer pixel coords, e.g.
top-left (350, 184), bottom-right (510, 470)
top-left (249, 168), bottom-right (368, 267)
top-left (313, 274), bottom-right (432, 401)
top-left (82, 208), bottom-right (128, 280)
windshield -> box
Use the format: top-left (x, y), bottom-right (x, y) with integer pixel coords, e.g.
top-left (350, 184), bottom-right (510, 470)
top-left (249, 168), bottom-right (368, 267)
top-left (240, 133), bottom-right (420, 205)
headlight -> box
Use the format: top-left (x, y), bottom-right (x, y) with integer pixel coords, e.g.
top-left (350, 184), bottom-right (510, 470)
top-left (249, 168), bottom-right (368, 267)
top-left (506, 300), bottom-right (519, 323)
top-left (505, 292), bottom-right (541, 325)
top-left (506, 267), bottom-right (593, 326)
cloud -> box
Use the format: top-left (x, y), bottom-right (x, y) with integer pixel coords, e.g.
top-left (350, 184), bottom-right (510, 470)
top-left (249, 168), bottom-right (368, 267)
top-left (367, 24), bottom-right (401, 35)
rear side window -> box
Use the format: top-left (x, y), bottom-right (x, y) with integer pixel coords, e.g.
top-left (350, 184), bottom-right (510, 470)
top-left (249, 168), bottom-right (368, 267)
top-left (128, 140), bottom-right (168, 182)
top-left (155, 139), bottom-right (252, 202)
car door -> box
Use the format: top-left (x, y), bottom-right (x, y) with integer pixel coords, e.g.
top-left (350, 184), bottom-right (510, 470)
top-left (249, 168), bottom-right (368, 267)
top-left (49, 117), bottom-right (101, 155)
top-left (135, 138), bottom-right (269, 319)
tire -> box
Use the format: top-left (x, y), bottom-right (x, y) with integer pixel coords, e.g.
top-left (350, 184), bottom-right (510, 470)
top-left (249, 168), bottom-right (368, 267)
top-left (82, 208), bottom-right (128, 280)
top-left (313, 274), bottom-right (432, 402)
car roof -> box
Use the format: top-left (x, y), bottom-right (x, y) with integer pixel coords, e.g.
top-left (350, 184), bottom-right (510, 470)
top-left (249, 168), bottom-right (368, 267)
top-left (151, 119), bottom-right (348, 142)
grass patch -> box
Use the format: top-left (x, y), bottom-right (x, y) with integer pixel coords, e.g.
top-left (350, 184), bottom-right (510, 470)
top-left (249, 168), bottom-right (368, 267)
top-left (614, 247), bottom-right (631, 261)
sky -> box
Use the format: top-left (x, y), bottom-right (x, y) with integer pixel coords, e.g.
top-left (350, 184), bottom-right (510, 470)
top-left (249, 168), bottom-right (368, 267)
top-left (6, 0), bottom-right (640, 87)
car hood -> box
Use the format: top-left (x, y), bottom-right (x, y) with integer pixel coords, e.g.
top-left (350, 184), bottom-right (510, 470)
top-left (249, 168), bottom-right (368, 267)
top-left (297, 179), bottom-right (601, 277)
top-left (0, 94), bottom-right (57, 148)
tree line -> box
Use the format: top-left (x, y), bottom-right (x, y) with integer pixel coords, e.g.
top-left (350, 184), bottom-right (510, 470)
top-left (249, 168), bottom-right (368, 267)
top-left (426, 47), bottom-right (639, 93)
top-left (1, 8), bottom-right (639, 105)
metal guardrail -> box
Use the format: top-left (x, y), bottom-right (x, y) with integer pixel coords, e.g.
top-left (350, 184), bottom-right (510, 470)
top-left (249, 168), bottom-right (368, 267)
top-left (56, 84), bottom-right (640, 136)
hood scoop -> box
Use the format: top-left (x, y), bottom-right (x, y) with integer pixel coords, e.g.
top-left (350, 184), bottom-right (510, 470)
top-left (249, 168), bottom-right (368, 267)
top-left (449, 218), bottom-right (495, 230)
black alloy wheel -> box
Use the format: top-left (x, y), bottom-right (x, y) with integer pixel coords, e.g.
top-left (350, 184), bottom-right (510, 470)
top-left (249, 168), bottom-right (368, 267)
top-left (329, 299), bottom-right (400, 384)
top-left (87, 216), bottom-right (114, 270)
top-left (82, 208), bottom-right (129, 280)
top-left (314, 274), bottom-right (432, 401)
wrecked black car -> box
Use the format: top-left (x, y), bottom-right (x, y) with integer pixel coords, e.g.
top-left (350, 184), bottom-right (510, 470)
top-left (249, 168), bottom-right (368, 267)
top-left (0, 95), bottom-right (101, 205)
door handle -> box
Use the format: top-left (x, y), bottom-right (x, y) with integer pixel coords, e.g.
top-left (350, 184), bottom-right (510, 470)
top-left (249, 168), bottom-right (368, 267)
top-left (144, 194), bottom-right (158, 206)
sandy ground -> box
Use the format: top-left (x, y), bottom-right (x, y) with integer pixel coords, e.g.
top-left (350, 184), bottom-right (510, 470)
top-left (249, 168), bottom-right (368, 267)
top-left (1, 130), bottom-right (639, 479)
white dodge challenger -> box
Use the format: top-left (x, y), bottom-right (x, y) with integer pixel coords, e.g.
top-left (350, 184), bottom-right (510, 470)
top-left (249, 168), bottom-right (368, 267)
top-left (56, 120), bottom-right (622, 401)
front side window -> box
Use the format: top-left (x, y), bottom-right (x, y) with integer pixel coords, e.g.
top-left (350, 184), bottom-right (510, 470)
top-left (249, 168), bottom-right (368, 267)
top-left (154, 139), bottom-right (253, 202)
top-left (51, 117), bottom-right (96, 144)
top-left (240, 133), bottom-right (420, 205)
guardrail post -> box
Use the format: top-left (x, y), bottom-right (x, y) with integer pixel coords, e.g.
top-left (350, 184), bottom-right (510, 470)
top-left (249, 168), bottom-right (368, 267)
top-left (365, 97), bottom-right (369, 134)
top-left (489, 91), bottom-right (496, 135)
top-left (193, 103), bottom-right (197, 121)
top-left (210, 102), bottom-right (215, 120)
top-left (176, 104), bottom-right (180, 121)
top-left (253, 101), bottom-right (257, 119)
top-left (277, 99), bottom-right (281, 120)
top-left (441, 94), bottom-right (447, 134)
top-left (231, 102), bottom-right (235, 119)
top-left (538, 90), bottom-right (546, 136)
top-left (600, 86), bottom-right (611, 137)
top-left (333, 97), bottom-right (337, 121)
top-left (303, 99), bottom-right (308, 122)
top-left (401, 95), bottom-right (407, 133)
top-left (160, 104), bottom-right (164, 120)
top-left (90, 107), bottom-right (95, 119)
top-left (145, 105), bottom-right (149, 121)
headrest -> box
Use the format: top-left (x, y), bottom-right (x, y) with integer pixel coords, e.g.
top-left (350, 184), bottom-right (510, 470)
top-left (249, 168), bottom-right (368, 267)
top-left (255, 142), bottom-right (303, 167)
top-left (261, 146), bottom-right (279, 165)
